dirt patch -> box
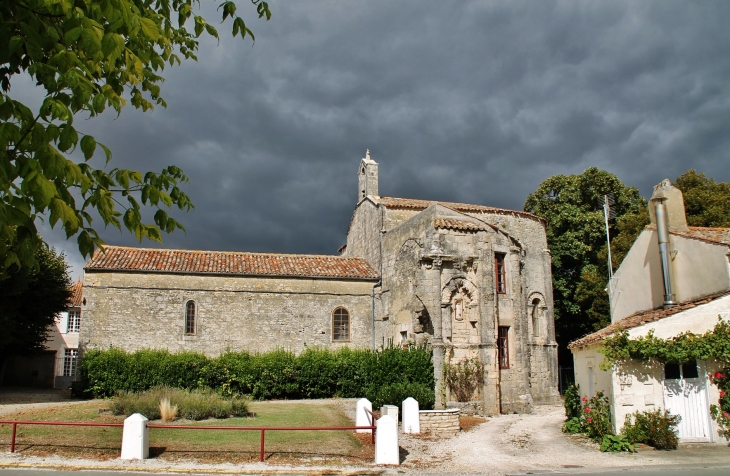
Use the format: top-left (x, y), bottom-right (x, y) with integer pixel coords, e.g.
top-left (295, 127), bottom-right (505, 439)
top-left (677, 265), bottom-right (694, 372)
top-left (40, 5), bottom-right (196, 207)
top-left (460, 415), bottom-right (487, 432)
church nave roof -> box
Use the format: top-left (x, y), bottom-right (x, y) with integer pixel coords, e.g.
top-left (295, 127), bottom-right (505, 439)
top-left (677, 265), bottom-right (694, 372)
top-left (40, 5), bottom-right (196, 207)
top-left (85, 245), bottom-right (380, 280)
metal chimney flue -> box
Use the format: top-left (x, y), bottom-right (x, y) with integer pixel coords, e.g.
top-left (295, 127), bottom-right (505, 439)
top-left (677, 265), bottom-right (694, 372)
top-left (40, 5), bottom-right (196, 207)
top-left (653, 198), bottom-right (676, 308)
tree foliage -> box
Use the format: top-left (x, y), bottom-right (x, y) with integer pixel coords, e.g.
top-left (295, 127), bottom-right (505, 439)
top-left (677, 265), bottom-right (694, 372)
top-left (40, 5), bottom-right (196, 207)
top-left (0, 0), bottom-right (271, 277)
top-left (524, 168), bottom-right (648, 362)
top-left (675, 169), bottom-right (730, 227)
top-left (0, 242), bottom-right (72, 359)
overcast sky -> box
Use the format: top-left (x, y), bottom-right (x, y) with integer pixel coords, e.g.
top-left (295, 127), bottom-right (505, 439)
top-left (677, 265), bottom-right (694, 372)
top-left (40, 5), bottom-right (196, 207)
top-left (15, 0), bottom-right (730, 279)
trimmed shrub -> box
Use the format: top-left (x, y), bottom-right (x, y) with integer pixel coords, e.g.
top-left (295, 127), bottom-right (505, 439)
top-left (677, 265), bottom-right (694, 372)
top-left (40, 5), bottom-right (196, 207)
top-left (77, 345), bottom-right (435, 404)
top-left (368, 382), bottom-right (435, 410)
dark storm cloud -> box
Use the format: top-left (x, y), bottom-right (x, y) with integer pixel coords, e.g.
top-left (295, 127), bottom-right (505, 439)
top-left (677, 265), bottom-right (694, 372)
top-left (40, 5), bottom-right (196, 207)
top-left (28, 1), bottom-right (730, 278)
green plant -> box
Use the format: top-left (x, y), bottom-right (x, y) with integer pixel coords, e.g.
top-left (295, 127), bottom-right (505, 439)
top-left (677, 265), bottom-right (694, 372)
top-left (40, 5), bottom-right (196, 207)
top-left (563, 383), bottom-right (582, 419)
top-left (600, 434), bottom-right (634, 453)
top-left (581, 392), bottom-right (613, 442)
top-left (599, 319), bottom-right (730, 370)
top-left (709, 369), bottom-right (730, 441)
top-left (368, 382), bottom-right (435, 410)
top-left (444, 358), bottom-right (485, 402)
top-left (111, 386), bottom-right (249, 421)
top-left (77, 345), bottom-right (435, 402)
top-left (562, 417), bottom-right (583, 434)
top-left (621, 409), bottom-right (680, 450)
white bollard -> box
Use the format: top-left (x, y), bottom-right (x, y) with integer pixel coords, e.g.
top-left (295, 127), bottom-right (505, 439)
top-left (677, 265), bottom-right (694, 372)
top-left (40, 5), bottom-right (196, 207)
top-left (402, 397), bottom-right (420, 434)
top-left (356, 398), bottom-right (373, 433)
top-left (121, 413), bottom-right (149, 460)
top-left (375, 414), bottom-right (399, 465)
top-left (381, 404), bottom-right (399, 422)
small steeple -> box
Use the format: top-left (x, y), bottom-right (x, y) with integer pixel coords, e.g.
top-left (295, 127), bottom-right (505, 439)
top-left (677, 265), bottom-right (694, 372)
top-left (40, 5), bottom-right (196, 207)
top-left (358, 149), bottom-right (379, 202)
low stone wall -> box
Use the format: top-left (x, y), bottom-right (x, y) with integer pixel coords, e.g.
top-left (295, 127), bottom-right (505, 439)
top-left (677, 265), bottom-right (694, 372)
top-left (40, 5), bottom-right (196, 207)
top-left (419, 408), bottom-right (460, 435)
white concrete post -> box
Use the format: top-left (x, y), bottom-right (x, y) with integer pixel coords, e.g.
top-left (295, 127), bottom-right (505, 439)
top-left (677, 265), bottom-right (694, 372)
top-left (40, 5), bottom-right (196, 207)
top-left (375, 415), bottom-right (399, 465)
top-left (121, 413), bottom-right (149, 460)
top-left (356, 398), bottom-right (373, 433)
top-left (381, 404), bottom-right (399, 422)
top-left (402, 397), bottom-right (420, 434)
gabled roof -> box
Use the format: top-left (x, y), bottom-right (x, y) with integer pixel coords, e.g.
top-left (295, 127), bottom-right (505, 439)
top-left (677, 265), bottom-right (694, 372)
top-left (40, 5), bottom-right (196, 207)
top-left (434, 217), bottom-right (490, 233)
top-left (85, 246), bottom-right (380, 280)
top-left (69, 280), bottom-right (83, 307)
top-left (672, 227), bottom-right (730, 247)
top-left (568, 291), bottom-right (730, 349)
top-left (375, 197), bottom-right (545, 224)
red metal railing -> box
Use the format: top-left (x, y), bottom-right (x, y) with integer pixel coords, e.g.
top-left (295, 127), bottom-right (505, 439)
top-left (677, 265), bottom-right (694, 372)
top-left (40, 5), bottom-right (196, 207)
top-left (0, 420), bottom-right (376, 462)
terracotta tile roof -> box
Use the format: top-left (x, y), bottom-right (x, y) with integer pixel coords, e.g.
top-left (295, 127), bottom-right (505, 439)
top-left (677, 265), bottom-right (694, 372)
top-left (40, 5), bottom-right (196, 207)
top-left (376, 197), bottom-right (546, 224)
top-left (568, 291), bottom-right (730, 349)
top-left (85, 246), bottom-right (380, 280)
top-left (68, 280), bottom-right (83, 307)
top-left (672, 227), bottom-right (730, 247)
top-left (433, 217), bottom-right (490, 232)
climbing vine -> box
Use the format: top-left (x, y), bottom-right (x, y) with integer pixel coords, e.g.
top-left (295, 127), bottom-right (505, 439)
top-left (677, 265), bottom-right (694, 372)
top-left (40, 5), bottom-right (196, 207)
top-left (598, 319), bottom-right (730, 371)
top-left (597, 317), bottom-right (730, 441)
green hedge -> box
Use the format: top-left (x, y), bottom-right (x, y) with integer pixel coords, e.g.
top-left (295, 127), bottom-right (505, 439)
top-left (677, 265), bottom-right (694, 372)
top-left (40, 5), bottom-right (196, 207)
top-left (75, 345), bottom-right (435, 409)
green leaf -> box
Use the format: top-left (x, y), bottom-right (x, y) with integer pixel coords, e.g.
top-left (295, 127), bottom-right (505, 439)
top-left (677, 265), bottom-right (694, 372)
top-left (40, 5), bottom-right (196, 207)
top-left (139, 17), bottom-right (162, 41)
top-left (9, 36), bottom-right (24, 54)
top-left (101, 33), bottom-right (126, 61)
top-left (58, 125), bottom-right (79, 152)
top-left (80, 135), bottom-right (97, 160)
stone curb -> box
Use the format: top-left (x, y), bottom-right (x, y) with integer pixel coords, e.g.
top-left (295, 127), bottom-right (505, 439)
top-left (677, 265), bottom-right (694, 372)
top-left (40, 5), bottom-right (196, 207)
top-left (0, 460), bottom-right (384, 475)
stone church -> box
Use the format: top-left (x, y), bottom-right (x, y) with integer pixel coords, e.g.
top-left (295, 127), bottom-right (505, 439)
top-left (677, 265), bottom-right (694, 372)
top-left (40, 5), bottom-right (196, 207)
top-left (82, 152), bottom-right (560, 413)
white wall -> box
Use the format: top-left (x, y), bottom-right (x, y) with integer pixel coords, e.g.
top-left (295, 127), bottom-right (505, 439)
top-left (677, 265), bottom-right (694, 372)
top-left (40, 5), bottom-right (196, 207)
top-left (611, 230), bottom-right (730, 322)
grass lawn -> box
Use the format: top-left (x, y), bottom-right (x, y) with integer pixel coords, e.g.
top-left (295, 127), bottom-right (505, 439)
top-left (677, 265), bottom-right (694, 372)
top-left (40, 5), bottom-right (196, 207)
top-left (0, 400), bottom-right (373, 464)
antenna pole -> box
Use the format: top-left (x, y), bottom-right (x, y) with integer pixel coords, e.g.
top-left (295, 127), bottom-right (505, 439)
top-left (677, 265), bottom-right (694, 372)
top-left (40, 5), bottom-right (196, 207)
top-left (604, 194), bottom-right (614, 280)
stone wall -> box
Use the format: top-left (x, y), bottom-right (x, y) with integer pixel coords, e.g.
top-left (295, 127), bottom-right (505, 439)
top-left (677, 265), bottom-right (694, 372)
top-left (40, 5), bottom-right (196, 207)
top-left (419, 408), bottom-right (460, 435)
top-left (81, 271), bottom-right (377, 356)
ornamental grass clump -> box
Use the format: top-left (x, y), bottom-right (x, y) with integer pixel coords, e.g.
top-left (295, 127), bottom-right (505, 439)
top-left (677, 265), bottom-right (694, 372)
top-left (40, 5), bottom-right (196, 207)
top-left (111, 386), bottom-right (249, 421)
top-left (159, 398), bottom-right (178, 422)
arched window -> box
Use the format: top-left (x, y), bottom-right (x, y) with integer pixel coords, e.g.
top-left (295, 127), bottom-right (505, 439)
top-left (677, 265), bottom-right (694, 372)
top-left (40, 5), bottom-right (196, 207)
top-left (185, 301), bottom-right (196, 335)
top-left (531, 298), bottom-right (542, 337)
top-left (332, 307), bottom-right (350, 341)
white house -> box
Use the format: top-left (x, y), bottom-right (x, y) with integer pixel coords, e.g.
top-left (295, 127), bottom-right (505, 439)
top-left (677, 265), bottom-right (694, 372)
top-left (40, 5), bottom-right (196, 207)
top-left (570, 180), bottom-right (730, 443)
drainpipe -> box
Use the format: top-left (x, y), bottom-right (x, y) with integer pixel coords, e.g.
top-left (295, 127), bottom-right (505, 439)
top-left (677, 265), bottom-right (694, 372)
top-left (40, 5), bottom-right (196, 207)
top-left (653, 198), bottom-right (676, 308)
top-left (371, 281), bottom-right (380, 351)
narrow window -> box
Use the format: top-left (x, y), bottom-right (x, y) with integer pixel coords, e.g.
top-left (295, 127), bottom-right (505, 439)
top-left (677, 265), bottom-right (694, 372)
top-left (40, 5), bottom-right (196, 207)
top-left (333, 307), bottom-right (350, 341)
top-left (495, 253), bottom-right (506, 294)
top-left (63, 349), bottom-right (78, 377)
top-left (498, 326), bottom-right (510, 369)
top-left (185, 301), bottom-right (196, 335)
top-left (531, 298), bottom-right (541, 337)
top-left (68, 310), bottom-right (81, 333)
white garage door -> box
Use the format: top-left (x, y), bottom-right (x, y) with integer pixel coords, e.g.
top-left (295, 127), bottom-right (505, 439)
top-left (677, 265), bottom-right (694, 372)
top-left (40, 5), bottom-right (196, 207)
top-left (663, 360), bottom-right (712, 442)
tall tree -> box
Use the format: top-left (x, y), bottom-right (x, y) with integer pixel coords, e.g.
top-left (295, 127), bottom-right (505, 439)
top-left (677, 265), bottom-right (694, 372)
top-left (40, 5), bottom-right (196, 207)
top-left (0, 243), bottom-right (72, 361)
top-left (0, 0), bottom-right (271, 277)
top-left (524, 168), bottom-right (648, 364)
top-left (674, 170), bottom-right (730, 227)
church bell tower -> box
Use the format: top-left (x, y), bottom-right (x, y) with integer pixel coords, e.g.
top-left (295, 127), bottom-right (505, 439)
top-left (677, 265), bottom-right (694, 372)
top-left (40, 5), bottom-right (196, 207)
top-left (358, 149), bottom-right (379, 202)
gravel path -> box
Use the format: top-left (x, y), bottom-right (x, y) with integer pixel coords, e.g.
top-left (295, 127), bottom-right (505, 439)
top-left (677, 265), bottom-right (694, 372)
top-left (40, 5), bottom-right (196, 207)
top-left (398, 405), bottom-right (730, 474)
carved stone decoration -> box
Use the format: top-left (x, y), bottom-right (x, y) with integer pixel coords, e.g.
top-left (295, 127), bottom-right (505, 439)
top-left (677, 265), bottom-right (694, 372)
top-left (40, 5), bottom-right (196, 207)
top-left (619, 372), bottom-right (633, 390)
